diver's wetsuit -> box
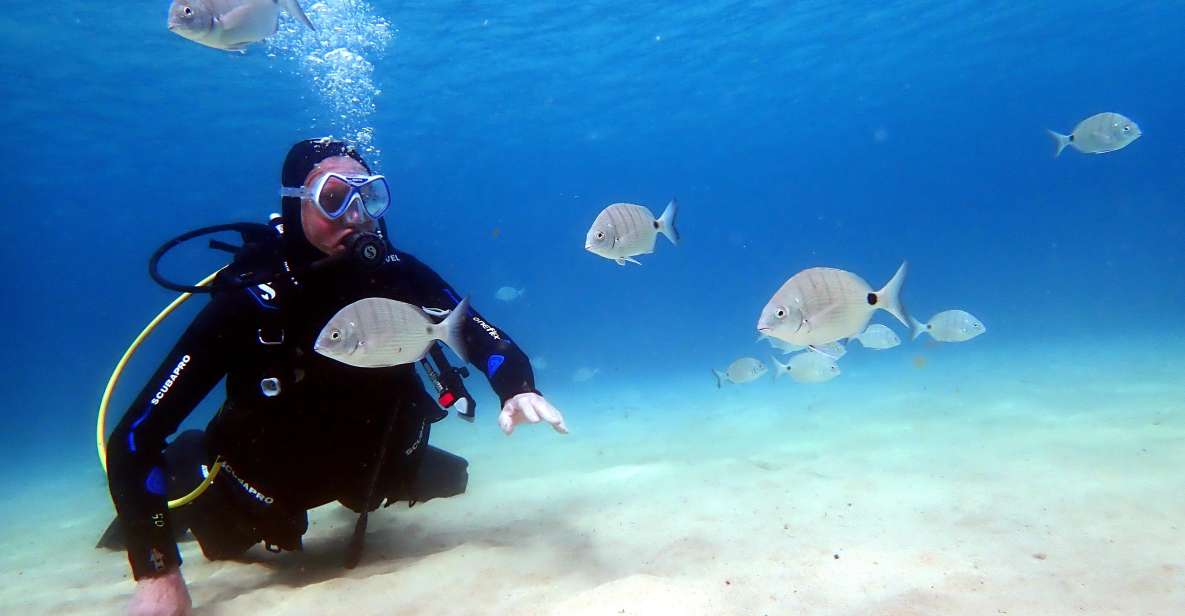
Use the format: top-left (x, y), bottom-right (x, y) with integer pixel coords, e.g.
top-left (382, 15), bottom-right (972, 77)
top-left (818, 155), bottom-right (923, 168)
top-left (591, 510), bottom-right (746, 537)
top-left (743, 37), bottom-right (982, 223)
top-left (106, 243), bottom-right (536, 580)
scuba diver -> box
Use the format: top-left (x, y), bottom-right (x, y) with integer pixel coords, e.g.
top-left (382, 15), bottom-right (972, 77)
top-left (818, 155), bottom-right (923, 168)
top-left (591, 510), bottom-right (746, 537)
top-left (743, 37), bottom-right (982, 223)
top-left (101, 138), bottom-right (568, 616)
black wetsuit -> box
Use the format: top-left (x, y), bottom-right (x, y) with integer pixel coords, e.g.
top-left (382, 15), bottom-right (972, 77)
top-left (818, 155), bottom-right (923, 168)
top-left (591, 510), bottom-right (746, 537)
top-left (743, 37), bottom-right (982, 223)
top-left (106, 243), bottom-right (536, 580)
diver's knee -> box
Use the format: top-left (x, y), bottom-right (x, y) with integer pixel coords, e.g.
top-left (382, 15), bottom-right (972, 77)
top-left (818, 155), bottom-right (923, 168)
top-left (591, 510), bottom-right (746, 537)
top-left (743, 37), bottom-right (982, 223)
top-left (411, 446), bottom-right (468, 501)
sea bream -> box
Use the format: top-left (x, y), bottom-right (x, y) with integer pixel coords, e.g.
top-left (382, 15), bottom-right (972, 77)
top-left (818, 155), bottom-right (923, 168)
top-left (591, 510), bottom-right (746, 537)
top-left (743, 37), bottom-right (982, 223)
top-left (771, 352), bottom-right (840, 384)
top-left (713, 357), bottom-right (767, 387)
top-left (585, 199), bottom-right (680, 265)
top-left (1047, 112), bottom-right (1141, 157)
top-left (757, 262), bottom-right (911, 347)
top-left (314, 297), bottom-right (470, 368)
top-left (167, 0), bottom-right (316, 52)
top-left (849, 323), bottom-right (902, 350)
top-left (911, 309), bottom-right (986, 342)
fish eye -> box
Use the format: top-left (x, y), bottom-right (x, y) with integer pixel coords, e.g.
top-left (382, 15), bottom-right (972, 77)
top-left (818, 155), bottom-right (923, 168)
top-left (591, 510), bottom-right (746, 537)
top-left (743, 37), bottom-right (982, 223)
top-left (183, 6), bottom-right (193, 16)
top-left (775, 308), bottom-right (786, 319)
top-left (330, 330), bottom-right (341, 340)
top-left (595, 231), bottom-right (604, 240)
top-left (1123, 125), bottom-right (1130, 132)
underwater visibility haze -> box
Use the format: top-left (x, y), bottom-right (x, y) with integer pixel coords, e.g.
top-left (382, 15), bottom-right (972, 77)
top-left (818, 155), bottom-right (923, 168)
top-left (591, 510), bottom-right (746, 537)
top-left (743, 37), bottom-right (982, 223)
top-left (1, 1), bottom-right (1184, 614)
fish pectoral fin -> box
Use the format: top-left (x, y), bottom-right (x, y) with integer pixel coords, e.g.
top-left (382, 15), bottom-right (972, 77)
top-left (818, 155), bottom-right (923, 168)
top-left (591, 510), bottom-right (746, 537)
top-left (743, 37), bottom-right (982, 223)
top-left (808, 345), bottom-right (839, 360)
top-left (624, 257), bottom-right (642, 265)
top-left (614, 258), bottom-right (626, 266)
top-left (216, 4), bottom-right (259, 31)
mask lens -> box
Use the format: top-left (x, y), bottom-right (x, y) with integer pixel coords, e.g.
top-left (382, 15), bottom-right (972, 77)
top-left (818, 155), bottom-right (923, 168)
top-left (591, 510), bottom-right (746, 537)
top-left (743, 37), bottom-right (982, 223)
top-left (317, 175), bottom-right (353, 218)
top-left (358, 178), bottom-right (391, 218)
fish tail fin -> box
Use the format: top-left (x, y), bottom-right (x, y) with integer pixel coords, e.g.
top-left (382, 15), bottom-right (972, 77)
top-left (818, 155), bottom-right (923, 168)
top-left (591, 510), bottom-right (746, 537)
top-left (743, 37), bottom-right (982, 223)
top-left (874, 261), bottom-right (912, 329)
top-left (657, 198), bottom-right (680, 246)
top-left (771, 355), bottom-right (789, 381)
top-left (438, 297), bottom-right (471, 364)
top-left (910, 316), bottom-right (928, 341)
top-left (713, 368), bottom-right (725, 388)
top-left (1047, 129), bottom-right (1071, 158)
top-left (283, 0), bottom-right (317, 30)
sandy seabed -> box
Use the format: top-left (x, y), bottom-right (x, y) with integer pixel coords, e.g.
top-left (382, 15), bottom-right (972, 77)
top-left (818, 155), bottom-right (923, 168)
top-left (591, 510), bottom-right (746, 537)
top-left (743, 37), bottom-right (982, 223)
top-left (2, 344), bottom-right (1183, 615)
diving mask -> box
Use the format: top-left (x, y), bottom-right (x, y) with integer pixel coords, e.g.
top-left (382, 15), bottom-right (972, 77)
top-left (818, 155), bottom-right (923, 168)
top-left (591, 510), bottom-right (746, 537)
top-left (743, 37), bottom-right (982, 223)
top-left (280, 173), bottom-right (392, 221)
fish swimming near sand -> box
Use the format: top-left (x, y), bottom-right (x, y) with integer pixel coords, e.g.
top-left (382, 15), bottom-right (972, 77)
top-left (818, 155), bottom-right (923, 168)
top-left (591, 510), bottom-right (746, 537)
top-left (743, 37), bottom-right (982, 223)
top-left (757, 262), bottom-right (911, 348)
top-left (911, 310), bottom-right (986, 342)
top-left (585, 199), bottom-right (680, 265)
top-left (771, 353), bottom-right (840, 384)
top-left (713, 357), bottom-right (768, 387)
top-left (849, 323), bottom-right (901, 350)
top-left (314, 297), bottom-right (469, 368)
top-left (167, 0), bottom-right (316, 52)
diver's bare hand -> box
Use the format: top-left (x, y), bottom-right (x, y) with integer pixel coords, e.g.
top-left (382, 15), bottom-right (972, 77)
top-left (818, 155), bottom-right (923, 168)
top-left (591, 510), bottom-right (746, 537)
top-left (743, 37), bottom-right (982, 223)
top-left (129, 566), bottom-right (192, 616)
top-left (498, 392), bottom-right (568, 435)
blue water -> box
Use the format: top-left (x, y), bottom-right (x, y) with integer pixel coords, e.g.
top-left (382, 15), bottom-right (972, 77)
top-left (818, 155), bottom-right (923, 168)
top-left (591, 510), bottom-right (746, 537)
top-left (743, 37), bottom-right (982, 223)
top-left (1, 2), bottom-right (1184, 608)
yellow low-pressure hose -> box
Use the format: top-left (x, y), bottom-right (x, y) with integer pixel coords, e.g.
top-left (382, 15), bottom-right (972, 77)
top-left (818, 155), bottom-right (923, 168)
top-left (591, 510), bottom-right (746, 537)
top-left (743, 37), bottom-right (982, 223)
top-left (98, 269), bottom-right (225, 509)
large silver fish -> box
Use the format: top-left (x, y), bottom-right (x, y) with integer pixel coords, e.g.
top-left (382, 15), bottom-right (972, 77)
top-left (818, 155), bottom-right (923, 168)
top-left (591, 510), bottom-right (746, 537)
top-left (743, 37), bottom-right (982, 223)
top-left (911, 310), bottom-right (985, 343)
top-left (314, 297), bottom-right (470, 368)
top-left (1047, 112), bottom-right (1141, 157)
top-left (584, 200), bottom-right (679, 265)
top-left (757, 262), bottom-right (911, 347)
top-left (167, 0), bottom-right (315, 52)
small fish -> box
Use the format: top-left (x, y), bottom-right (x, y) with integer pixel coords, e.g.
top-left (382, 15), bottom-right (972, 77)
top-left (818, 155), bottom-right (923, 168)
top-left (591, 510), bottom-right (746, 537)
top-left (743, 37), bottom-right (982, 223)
top-left (771, 353), bottom-right (840, 384)
top-left (849, 323), bottom-right (901, 350)
top-left (573, 367), bottom-right (600, 382)
top-left (808, 340), bottom-right (847, 360)
top-left (713, 357), bottom-right (768, 388)
top-left (911, 310), bottom-right (986, 343)
top-left (585, 199), bottom-right (679, 265)
top-left (757, 262), bottom-right (911, 347)
top-left (1047, 112), bottom-right (1141, 157)
top-left (167, 0), bottom-right (315, 52)
top-left (494, 286), bottom-right (525, 302)
top-left (757, 333), bottom-right (805, 354)
top-left (314, 297), bottom-right (469, 368)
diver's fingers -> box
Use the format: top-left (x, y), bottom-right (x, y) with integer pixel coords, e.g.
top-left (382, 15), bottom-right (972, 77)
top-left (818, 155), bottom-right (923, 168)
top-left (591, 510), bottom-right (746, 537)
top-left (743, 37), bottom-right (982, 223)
top-left (520, 398), bottom-right (542, 424)
top-left (498, 407), bottom-right (516, 435)
top-left (534, 398), bottom-right (569, 434)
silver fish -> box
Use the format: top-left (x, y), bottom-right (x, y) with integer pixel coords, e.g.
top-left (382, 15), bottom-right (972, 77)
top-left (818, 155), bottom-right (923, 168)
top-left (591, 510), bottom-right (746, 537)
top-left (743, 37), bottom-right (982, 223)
top-left (494, 286), bottom-right (525, 302)
top-left (314, 297), bottom-right (469, 368)
top-left (713, 357), bottom-right (767, 388)
top-left (808, 340), bottom-right (847, 360)
top-left (771, 353), bottom-right (840, 384)
top-left (911, 310), bottom-right (985, 343)
top-left (849, 323), bottom-right (901, 350)
top-left (1047, 112), bottom-right (1141, 157)
top-left (757, 262), bottom-right (911, 347)
top-left (167, 0), bottom-right (315, 52)
top-left (585, 199), bottom-right (679, 265)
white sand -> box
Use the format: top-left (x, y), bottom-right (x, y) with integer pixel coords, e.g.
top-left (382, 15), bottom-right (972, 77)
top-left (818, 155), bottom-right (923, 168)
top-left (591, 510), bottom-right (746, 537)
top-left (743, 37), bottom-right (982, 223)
top-left (2, 346), bottom-right (1183, 615)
